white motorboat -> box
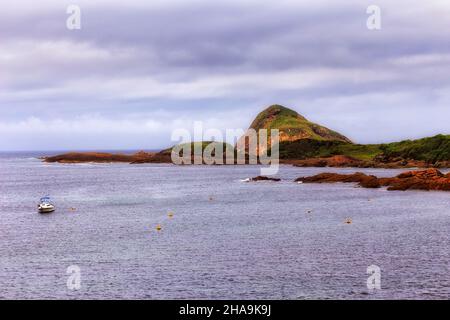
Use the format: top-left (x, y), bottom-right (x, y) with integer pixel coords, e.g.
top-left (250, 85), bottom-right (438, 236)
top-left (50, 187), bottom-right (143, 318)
top-left (38, 196), bottom-right (55, 214)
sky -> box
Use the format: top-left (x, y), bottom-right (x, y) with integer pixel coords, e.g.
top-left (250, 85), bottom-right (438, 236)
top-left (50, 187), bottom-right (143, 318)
top-left (1, 0), bottom-right (450, 151)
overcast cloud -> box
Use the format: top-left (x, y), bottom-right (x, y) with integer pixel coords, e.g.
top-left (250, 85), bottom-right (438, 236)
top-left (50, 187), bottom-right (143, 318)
top-left (1, 0), bottom-right (449, 150)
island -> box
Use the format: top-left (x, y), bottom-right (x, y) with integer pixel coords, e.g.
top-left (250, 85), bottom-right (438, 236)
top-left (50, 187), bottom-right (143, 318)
top-left (42, 104), bottom-right (450, 169)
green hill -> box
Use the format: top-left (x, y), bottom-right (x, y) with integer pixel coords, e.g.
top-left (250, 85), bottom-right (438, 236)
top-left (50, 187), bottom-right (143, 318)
top-left (162, 141), bottom-right (233, 155)
top-left (249, 104), bottom-right (352, 144)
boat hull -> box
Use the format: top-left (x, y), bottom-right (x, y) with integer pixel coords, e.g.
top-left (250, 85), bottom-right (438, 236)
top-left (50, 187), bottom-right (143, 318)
top-left (38, 205), bottom-right (55, 214)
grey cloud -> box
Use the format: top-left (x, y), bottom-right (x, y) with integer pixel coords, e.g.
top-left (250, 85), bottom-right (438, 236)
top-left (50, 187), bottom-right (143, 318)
top-left (0, 0), bottom-right (450, 150)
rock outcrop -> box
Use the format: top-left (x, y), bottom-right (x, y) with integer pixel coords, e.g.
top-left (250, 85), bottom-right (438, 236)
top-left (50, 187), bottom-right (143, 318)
top-left (291, 155), bottom-right (365, 168)
top-left (379, 169), bottom-right (450, 191)
top-left (251, 176), bottom-right (281, 182)
top-left (295, 169), bottom-right (450, 192)
top-left (290, 155), bottom-right (431, 169)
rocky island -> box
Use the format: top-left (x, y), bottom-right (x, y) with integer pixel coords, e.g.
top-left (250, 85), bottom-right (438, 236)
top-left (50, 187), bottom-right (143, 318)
top-left (42, 104), bottom-right (450, 169)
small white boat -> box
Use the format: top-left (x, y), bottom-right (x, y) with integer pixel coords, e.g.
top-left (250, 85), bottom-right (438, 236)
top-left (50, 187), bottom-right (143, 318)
top-left (38, 196), bottom-right (55, 214)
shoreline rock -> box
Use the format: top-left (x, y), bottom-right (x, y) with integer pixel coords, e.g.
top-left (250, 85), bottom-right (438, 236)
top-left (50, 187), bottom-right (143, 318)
top-left (43, 151), bottom-right (449, 169)
top-left (295, 169), bottom-right (450, 192)
top-left (251, 176), bottom-right (281, 182)
top-left (289, 155), bottom-right (435, 169)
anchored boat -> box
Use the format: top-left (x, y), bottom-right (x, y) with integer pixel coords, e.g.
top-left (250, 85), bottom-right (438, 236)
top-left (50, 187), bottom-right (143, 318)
top-left (38, 196), bottom-right (55, 214)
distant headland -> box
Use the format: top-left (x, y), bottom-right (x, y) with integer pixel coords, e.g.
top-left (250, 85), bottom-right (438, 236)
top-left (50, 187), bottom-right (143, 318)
top-left (42, 104), bottom-right (450, 169)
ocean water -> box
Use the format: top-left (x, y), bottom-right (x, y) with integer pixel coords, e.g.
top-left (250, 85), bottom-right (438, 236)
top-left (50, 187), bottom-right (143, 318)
top-left (0, 152), bottom-right (449, 300)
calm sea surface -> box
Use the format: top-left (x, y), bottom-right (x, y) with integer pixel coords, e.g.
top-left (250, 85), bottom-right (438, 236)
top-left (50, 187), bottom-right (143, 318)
top-left (0, 152), bottom-right (449, 299)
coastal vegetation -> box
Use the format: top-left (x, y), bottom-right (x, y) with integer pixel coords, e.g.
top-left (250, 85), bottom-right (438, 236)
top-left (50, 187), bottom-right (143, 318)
top-left (278, 135), bottom-right (450, 167)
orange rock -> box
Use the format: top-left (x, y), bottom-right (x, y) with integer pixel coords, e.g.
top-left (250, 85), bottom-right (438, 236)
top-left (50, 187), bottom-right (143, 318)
top-left (293, 155), bottom-right (363, 168)
top-left (296, 169), bottom-right (450, 192)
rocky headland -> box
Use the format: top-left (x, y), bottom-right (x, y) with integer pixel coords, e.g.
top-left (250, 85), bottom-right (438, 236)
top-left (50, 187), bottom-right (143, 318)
top-left (43, 151), bottom-right (165, 164)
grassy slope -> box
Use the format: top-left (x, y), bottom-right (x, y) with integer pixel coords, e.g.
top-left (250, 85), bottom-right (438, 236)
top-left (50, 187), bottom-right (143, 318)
top-left (325, 143), bottom-right (383, 161)
top-left (162, 141), bottom-right (234, 155)
top-left (250, 105), bottom-right (352, 143)
top-left (279, 135), bottom-right (450, 163)
top-left (378, 134), bottom-right (450, 162)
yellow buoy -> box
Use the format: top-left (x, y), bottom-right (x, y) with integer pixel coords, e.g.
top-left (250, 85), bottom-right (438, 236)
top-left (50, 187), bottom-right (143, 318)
top-left (156, 224), bottom-right (162, 231)
top-left (345, 218), bottom-right (352, 224)
top-left (168, 212), bottom-right (174, 218)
